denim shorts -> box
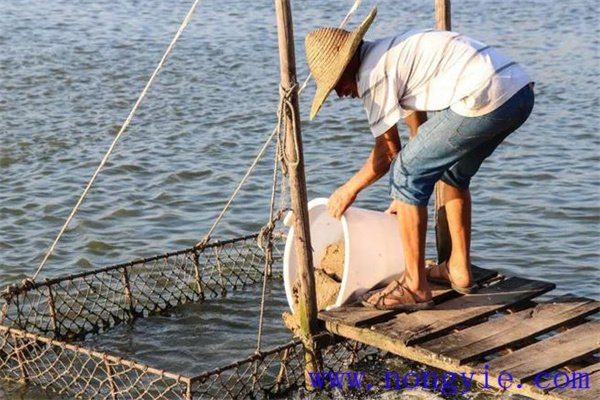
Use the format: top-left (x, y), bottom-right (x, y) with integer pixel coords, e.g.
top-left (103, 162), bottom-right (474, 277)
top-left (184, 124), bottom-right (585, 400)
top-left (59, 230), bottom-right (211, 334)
top-left (390, 84), bottom-right (535, 206)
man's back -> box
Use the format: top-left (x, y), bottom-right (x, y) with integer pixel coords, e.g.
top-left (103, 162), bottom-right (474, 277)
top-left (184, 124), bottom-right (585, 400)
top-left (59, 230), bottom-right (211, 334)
top-left (358, 30), bottom-right (530, 137)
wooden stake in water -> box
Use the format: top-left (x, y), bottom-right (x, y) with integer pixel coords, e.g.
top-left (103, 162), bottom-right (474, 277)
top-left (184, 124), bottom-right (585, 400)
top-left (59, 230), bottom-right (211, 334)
top-left (435, 0), bottom-right (451, 30)
top-left (434, 0), bottom-right (452, 263)
top-left (274, 0), bottom-right (322, 387)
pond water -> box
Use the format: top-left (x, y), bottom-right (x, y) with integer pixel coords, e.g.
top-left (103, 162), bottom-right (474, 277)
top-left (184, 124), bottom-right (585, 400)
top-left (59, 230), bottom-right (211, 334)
top-left (1, 0), bottom-right (598, 398)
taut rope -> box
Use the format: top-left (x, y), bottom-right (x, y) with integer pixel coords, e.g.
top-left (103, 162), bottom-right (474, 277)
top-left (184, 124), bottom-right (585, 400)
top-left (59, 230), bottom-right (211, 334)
top-left (32, 0), bottom-right (363, 286)
top-left (196, 0), bottom-right (363, 248)
top-left (31, 0), bottom-right (203, 281)
top-left (253, 0), bottom-right (364, 353)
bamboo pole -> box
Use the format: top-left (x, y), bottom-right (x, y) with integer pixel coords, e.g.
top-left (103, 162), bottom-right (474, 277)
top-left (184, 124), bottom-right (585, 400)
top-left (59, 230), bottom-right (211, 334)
top-left (186, 382), bottom-right (193, 400)
top-left (0, 300), bottom-right (8, 325)
top-left (434, 0), bottom-right (452, 263)
top-left (435, 0), bottom-right (451, 30)
top-left (192, 250), bottom-right (205, 301)
top-left (120, 267), bottom-right (135, 318)
top-left (14, 338), bottom-right (29, 384)
top-left (274, 0), bottom-right (322, 387)
top-left (213, 247), bottom-right (226, 296)
top-left (46, 286), bottom-right (59, 338)
top-left (104, 358), bottom-right (118, 400)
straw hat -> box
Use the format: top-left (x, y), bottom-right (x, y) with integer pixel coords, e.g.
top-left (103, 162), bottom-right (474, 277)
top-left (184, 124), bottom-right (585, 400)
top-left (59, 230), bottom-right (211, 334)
top-left (305, 7), bottom-right (377, 120)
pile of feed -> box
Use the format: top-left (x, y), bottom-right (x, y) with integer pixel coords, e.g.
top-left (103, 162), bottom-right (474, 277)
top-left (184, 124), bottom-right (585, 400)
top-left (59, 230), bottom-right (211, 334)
top-left (292, 240), bottom-right (344, 311)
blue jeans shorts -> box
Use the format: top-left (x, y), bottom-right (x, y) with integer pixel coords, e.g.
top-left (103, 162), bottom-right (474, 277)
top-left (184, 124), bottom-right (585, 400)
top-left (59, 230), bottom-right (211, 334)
top-left (390, 84), bottom-right (535, 206)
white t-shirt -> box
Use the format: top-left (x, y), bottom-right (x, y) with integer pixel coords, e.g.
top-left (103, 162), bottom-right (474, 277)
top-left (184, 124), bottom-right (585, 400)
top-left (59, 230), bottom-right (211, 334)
top-left (357, 29), bottom-right (531, 137)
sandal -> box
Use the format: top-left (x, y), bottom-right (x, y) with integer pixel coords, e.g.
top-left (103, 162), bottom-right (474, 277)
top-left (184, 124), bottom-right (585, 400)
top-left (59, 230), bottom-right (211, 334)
top-left (425, 260), bottom-right (478, 295)
top-left (360, 280), bottom-right (434, 311)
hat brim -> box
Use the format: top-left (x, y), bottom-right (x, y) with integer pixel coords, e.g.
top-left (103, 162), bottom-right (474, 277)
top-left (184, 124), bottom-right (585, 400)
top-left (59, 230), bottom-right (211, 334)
top-left (309, 7), bottom-right (377, 120)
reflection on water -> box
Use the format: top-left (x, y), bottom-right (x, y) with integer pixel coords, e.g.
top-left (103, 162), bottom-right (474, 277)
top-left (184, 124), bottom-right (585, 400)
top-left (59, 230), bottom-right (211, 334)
top-left (1, 0), bottom-right (598, 398)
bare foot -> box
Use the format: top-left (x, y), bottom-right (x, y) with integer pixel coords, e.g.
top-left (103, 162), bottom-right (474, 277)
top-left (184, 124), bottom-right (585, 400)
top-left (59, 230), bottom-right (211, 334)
top-left (426, 260), bottom-right (473, 290)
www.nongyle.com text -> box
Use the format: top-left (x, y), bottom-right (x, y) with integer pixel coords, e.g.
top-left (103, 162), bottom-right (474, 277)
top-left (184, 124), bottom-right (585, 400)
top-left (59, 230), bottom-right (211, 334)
top-left (309, 366), bottom-right (590, 395)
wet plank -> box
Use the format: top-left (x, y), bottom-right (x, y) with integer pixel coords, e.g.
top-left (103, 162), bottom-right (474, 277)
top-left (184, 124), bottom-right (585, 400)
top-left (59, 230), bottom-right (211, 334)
top-left (418, 296), bottom-right (599, 365)
top-left (318, 306), bottom-right (396, 327)
top-left (326, 318), bottom-right (594, 400)
top-left (318, 265), bottom-right (499, 327)
top-left (469, 264), bottom-right (503, 284)
top-left (478, 321), bottom-right (600, 383)
top-left (550, 362), bottom-right (600, 399)
top-left (371, 276), bottom-right (555, 345)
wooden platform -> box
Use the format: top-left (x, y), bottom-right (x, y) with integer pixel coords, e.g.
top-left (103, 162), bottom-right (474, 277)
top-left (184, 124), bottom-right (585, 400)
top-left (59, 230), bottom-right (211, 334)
top-left (319, 266), bottom-right (599, 400)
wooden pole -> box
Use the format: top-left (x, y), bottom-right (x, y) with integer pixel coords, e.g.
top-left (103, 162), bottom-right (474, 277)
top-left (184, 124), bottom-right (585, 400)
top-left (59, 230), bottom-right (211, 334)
top-left (46, 286), bottom-right (60, 337)
top-left (434, 0), bottom-right (452, 263)
top-left (14, 338), bottom-right (29, 384)
top-left (104, 358), bottom-right (119, 400)
top-left (435, 0), bottom-right (451, 30)
top-left (120, 267), bottom-right (136, 318)
top-left (274, 0), bottom-right (322, 387)
top-left (192, 250), bottom-right (205, 300)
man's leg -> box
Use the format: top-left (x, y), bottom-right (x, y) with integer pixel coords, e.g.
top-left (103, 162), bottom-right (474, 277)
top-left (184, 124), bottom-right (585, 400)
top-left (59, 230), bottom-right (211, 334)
top-left (395, 182), bottom-right (472, 298)
top-left (364, 200), bottom-right (431, 306)
top-left (430, 84), bottom-right (535, 288)
top-left (365, 108), bottom-right (470, 307)
top-left (364, 86), bottom-right (533, 307)
top-left (396, 201), bottom-right (431, 302)
top-left (437, 181), bottom-right (473, 288)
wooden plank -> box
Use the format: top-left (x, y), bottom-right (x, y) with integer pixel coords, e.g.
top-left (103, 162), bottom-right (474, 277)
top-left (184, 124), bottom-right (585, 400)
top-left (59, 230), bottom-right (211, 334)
top-left (319, 306), bottom-right (396, 327)
top-left (550, 362), bottom-right (600, 399)
top-left (371, 277), bottom-right (555, 345)
top-left (478, 321), bottom-right (600, 383)
top-left (473, 264), bottom-right (500, 278)
top-left (325, 320), bottom-right (566, 400)
top-left (418, 296), bottom-right (599, 365)
top-left (318, 265), bottom-right (499, 327)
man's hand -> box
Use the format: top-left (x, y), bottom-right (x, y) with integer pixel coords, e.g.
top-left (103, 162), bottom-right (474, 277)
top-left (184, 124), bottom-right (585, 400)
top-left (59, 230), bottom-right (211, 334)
top-left (328, 184), bottom-right (357, 219)
top-left (327, 126), bottom-right (401, 220)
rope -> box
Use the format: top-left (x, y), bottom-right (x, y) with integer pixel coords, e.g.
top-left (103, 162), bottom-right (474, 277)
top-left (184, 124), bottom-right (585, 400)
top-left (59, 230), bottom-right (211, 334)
top-left (195, 83), bottom-right (297, 248)
top-left (196, 0), bottom-right (363, 248)
top-left (194, 127), bottom-right (279, 248)
top-left (277, 84), bottom-right (301, 170)
top-left (253, 0), bottom-right (363, 353)
top-left (32, 0), bottom-right (363, 279)
top-left (31, 0), bottom-right (203, 281)
top-left (255, 147), bottom-right (283, 353)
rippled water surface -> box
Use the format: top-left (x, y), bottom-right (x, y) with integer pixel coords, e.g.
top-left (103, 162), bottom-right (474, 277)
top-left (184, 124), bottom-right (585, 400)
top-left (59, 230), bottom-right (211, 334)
top-left (1, 0), bottom-right (598, 398)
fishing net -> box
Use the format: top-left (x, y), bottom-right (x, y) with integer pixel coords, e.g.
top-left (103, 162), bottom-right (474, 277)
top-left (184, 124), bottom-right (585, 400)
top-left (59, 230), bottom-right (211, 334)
top-left (0, 1), bottom-right (383, 395)
top-left (1, 234), bottom-right (269, 340)
top-left (0, 233), bottom-right (380, 399)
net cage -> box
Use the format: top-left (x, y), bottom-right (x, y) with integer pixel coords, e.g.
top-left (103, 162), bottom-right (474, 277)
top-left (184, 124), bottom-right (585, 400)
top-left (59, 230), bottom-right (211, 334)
top-left (0, 232), bottom-right (379, 399)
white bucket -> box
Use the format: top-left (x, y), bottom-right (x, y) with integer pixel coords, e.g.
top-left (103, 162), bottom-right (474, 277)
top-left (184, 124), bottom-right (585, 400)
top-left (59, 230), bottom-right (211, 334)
top-left (283, 198), bottom-right (405, 313)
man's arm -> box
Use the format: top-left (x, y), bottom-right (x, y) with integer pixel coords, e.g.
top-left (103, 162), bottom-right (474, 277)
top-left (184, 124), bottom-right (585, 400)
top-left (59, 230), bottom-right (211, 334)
top-left (328, 125), bottom-right (401, 219)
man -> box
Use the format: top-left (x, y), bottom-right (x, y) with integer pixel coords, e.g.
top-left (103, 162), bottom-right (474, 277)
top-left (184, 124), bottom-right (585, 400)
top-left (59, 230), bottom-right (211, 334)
top-left (304, 7), bottom-right (534, 310)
